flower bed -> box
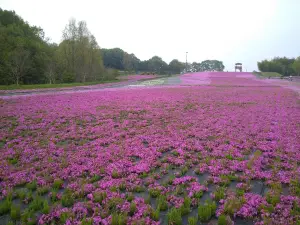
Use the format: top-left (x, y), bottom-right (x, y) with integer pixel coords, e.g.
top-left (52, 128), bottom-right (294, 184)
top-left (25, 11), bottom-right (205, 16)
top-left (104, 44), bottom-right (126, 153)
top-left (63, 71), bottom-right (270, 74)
top-left (0, 73), bottom-right (299, 224)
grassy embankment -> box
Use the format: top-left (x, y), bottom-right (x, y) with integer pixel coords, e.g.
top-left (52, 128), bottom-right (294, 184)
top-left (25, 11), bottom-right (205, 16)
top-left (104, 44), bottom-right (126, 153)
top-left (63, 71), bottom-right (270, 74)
top-left (253, 72), bottom-right (282, 78)
top-left (0, 80), bottom-right (119, 90)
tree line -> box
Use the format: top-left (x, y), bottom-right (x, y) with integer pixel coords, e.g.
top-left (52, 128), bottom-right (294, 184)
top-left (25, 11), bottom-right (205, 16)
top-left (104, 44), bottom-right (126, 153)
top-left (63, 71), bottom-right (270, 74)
top-left (257, 57), bottom-right (300, 76)
top-left (0, 8), bottom-right (225, 85)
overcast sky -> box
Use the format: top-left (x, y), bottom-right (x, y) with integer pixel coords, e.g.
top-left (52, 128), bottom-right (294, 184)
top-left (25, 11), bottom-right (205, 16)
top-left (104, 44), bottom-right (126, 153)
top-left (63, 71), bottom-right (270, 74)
top-left (1, 0), bottom-right (300, 71)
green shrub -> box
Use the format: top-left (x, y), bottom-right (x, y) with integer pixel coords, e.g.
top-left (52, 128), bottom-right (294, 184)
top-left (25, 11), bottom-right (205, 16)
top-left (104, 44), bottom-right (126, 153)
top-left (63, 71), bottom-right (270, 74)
top-left (218, 214), bottom-right (227, 225)
top-left (6, 192), bottom-right (13, 202)
top-left (90, 175), bottom-right (102, 183)
top-left (180, 166), bottom-right (188, 176)
top-left (16, 189), bottom-right (27, 200)
top-left (266, 191), bottom-right (280, 206)
top-left (62, 72), bottom-right (75, 83)
top-left (25, 191), bottom-right (33, 203)
top-left (227, 174), bottom-right (237, 181)
top-left (81, 217), bottom-right (93, 225)
top-left (112, 170), bottom-right (120, 179)
top-left (175, 185), bottom-right (185, 196)
top-left (133, 185), bottom-right (145, 193)
top-left (0, 198), bottom-right (12, 215)
top-left (110, 186), bottom-right (118, 192)
top-left (198, 200), bottom-right (216, 222)
top-left (42, 200), bottom-right (50, 214)
top-left (226, 154), bottom-right (234, 160)
top-left (26, 180), bottom-right (37, 191)
top-left (188, 216), bottom-right (197, 225)
top-left (150, 207), bottom-right (160, 221)
top-left (139, 172), bottom-right (148, 179)
top-left (149, 188), bottom-right (161, 198)
top-left (167, 207), bottom-right (182, 225)
top-left (93, 192), bottom-right (107, 203)
top-left (119, 182), bottom-right (126, 191)
top-left (126, 193), bottom-right (134, 202)
top-left (214, 186), bottom-right (226, 201)
top-left (236, 189), bottom-right (245, 197)
top-left (61, 192), bottom-right (75, 207)
top-left (10, 204), bottom-right (21, 220)
top-left (198, 205), bottom-right (212, 222)
top-left (145, 195), bottom-right (151, 204)
top-left (7, 157), bottom-right (18, 165)
top-left (220, 175), bottom-right (230, 186)
top-left (211, 201), bottom-right (217, 213)
top-left (291, 179), bottom-right (300, 196)
top-left (194, 191), bottom-right (203, 198)
top-left (50, 190), bottom-right (59, 203)
top-left (60, 212), bottom-right (70, 224)
top-left (29, 195), bottom-right (44, 211)
top-left (172, 151), bottom-right (179, 156)
top-left (180, 197), bottom-right (191, 215)
top-left (168, 175), bottom-right (175, 185)
top-left (21, 209), bottom-right (36, 225)
top-left (108, 197), bottom-right (123, 212)
top-left (157, 195), bottom-right (168, 211)
top-left (129, 202), bottom-right (136, 216)
top-left (52, 179), bottom-right (64, 189)
top-left (223, 197), bottom-right (243, 216)
top-left (37, 186), bottom-right (50, 195)
top-left (291, 200), bottom-right (300, 216)
top-left (111, 213), bottom-right (127, 225)
top-left (131, 219), bottom-right (146, 225)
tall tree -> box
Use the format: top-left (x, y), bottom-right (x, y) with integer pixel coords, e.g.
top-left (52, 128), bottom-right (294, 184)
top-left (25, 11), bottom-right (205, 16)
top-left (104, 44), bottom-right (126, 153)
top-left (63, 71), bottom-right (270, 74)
top-left (190, 62), bottom-right (201, 72)
top-left (0, 8), bottom-right (52, 85)
top-left (257, 57), bottom-right (296, 76)
top-left (102, 48), bottom-right (125, 70)
top-left (123, 53), bottom-right (140, 72)
top-left (198, 60), bottom-right (224, 72)
top-left (59, 19), bottom-right (104, 82)
top-left (292, 57), bottom-right (300, 76)
top-left (169, 59), bottom-right (185, 74)
top-left (8, 48), bottom-right (30, 85)
top-left (147, 56), bottom-right (168, 74)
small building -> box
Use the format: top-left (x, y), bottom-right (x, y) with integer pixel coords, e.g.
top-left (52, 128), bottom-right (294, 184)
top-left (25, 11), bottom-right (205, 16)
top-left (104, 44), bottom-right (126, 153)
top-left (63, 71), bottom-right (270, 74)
top-left (235, 63), bottom-right (242, 72)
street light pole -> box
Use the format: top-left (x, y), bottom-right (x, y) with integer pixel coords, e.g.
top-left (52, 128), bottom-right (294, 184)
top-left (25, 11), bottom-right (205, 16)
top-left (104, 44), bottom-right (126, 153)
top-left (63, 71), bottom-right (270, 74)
top-left (186, 52), bottom-right (188, 73)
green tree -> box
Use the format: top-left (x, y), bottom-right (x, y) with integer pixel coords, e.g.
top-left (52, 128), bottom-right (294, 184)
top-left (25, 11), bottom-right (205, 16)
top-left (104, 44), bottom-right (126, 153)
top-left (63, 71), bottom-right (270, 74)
top-left (292, 57), bottom-right (300, 76)
top-left (123, 53), bottom-right (140, 72)
top-left (0, 8), bottom-right (53, 85)
top-left (59, 19), bottom-right (104, 82)
top-left (102, 48), bottom-right (125, 70)
top-left (147, 56), bottom-right (168, 74)
top-left (257, 57), bottom-right (296, 76)
top-left (199, 60), bottom-right (224, 72)
top-left (169, 59), bottom-right (185, 74)
top-left (191, 62), bottom-right (201, 72)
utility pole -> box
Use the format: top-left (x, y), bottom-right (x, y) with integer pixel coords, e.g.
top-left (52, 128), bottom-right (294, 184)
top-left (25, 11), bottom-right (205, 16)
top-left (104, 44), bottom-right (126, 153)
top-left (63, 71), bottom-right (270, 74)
top-left (186, 52), bottom-right (188, 73)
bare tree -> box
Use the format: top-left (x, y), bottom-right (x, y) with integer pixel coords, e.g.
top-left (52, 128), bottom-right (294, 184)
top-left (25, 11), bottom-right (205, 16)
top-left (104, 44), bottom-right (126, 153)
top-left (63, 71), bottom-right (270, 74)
top-left (45, 60), bottom-right (56, 84)
top-left (9, 48), bottom-right (30, 85)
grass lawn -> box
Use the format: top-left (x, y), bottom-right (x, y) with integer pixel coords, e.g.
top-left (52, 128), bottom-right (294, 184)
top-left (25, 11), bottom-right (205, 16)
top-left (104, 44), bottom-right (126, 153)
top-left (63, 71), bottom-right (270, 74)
top-left (0, 80), bottom-right (119, 90)
top-left (253, 72), bottom-right (282, 78)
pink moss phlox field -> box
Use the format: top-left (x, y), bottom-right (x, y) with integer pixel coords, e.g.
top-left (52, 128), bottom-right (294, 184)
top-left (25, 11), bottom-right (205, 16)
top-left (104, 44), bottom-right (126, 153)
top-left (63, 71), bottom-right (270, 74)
top-left (0, 72), bottom-right (300, 224)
